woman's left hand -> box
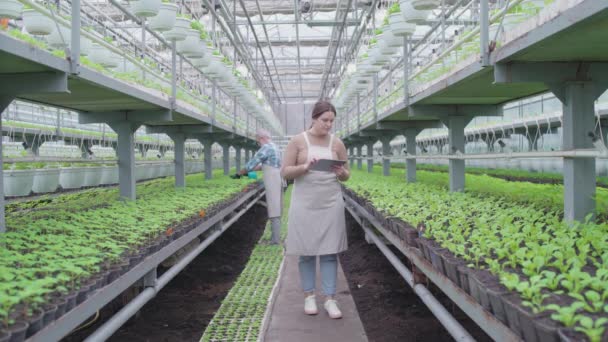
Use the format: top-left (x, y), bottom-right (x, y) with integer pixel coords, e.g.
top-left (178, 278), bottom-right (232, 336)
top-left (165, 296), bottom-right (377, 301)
top-left (331, 164), bottom-right (348, 180)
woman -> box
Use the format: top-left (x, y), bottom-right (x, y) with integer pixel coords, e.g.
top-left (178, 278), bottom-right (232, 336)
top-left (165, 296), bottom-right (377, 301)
top-left (281, 100), bottom-right (350, 319)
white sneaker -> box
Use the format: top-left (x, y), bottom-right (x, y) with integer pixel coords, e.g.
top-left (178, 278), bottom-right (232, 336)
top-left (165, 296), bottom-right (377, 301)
top-left (324, 299), bottom-right (343, 319)
top-left (304, 295), bottom-right (318, 315)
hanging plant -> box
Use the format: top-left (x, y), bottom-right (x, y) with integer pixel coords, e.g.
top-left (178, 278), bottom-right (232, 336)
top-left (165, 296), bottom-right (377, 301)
top-left (0, 0), bottom-right (23, 19)
top-left (22, 8), bottom-right (54, 35)
top-left (163, 16), bottom-right (190, 41)
top-left (148, 2), bottom-right (178, 32)
top-left (130, 0), bottom-right (162, 18)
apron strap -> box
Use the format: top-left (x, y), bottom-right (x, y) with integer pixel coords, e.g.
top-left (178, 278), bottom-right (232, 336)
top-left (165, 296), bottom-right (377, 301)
top-left (303, 132), bottom-right (311, 148)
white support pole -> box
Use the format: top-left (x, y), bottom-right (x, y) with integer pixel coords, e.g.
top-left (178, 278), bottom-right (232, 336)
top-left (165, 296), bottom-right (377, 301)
top-left (356, 145), bottom-right (363, 170)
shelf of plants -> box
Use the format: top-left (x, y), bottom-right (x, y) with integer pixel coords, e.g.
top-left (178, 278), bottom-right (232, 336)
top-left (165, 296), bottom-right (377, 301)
top-left (0, 171), bottom-right (264, 342)
top-left (0, 0), bottom-right (282, 135)
top-left (342, 167), bottom-right (608, 342)
top-left (334, 0), bottom-right (575, 136)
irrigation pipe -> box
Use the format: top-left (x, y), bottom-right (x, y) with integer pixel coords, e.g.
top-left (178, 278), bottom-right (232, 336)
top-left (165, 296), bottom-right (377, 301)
top-left (83, 191), bottom-right (265, 342)
top-left (357, 221), bottom-right (475, 342)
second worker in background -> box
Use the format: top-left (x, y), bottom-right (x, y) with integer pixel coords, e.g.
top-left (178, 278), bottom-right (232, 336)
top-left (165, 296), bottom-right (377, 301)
top-left (236, 129), bottom-right (283, 244)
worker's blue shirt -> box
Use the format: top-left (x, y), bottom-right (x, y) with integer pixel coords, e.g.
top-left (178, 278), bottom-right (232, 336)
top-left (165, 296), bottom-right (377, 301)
top-left (245, 142), bottom-right (281, 171)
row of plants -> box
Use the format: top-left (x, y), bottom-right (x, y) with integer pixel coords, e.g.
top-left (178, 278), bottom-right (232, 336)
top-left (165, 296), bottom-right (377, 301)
top-left (201, 188), bottom-right (290, 341)
top-left (0, 171), bottom-right (262, 341)
top-left (2, 160), bottom-right (207, 197)
top-left (343, 168), bottom-right (608, 341)
top-left (388, 162), bottom-right (608, 188)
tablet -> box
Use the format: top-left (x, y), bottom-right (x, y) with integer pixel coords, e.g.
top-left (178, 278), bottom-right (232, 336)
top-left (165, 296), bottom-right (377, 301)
top-left (309, 159), bottom-right (347, 172)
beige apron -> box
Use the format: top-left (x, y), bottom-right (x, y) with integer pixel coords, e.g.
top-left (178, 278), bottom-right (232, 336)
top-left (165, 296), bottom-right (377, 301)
top-left (263, 164), bottom-right (283, 218)
top-left (285, 133), bottom-right (347, 256)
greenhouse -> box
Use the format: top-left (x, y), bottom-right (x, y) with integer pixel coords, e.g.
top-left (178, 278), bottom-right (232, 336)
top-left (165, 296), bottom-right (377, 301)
top-left (0, 0), bottom-right (607, 341)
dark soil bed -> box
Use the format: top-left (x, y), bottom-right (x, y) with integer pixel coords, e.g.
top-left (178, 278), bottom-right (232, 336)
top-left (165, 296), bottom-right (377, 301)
top-left (62, 204), bottom-right (267, 342)
top-left (340, 212), bottom-right (493, 342)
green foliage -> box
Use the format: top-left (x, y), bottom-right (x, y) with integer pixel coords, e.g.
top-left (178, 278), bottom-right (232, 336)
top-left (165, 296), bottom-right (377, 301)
top-left (388, 2), bottom-right (400, 14)
top-left (0, 172), bottom-right (257, 325)
top-left (346, 167), bottom-right (608, 335)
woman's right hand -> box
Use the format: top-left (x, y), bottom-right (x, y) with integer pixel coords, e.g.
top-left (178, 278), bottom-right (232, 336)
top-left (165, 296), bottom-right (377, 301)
top-left (303, 158), bottom-right (318, 172)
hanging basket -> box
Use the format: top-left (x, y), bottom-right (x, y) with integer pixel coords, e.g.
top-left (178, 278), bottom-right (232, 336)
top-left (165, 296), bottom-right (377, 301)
top-left (411, 0), bottom-right (439, 10)
top-left (22, 9), bottom-right (54, 35)
top-left (148, 3), bottom-right (178, 32)
top-left (176, 29), bottom-right (204, 58)
top-left (163, 17), bottom-right (190, 41)
top-left (131, 0), bottom-right (162, 18)
top-left (389, 13), bottom-right (415, 37)
top-left (400, 0), bottom-right (430, 25)
top-left (382, 31), bottom-right (404, 48)
top-left (0, 0), bottom-right (23, 19)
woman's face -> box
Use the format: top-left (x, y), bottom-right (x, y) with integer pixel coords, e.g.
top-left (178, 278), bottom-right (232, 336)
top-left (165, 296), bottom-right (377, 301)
top-left (313, 111), bottom-right (335, 135)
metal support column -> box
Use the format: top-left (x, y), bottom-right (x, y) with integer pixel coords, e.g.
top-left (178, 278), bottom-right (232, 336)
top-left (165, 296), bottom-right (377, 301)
top-left (405, 128), bottom-right (419, 183)
top-left (0, 106), bottom-right (6, 232)
top-left (202, 140), bottom-right (213, 180)
top-left (235, 146), bottom-right (242, 171)
top-left (480, 0), bottom-right (490, 66)
top-left (381, 138), bottom-right (392, 176)
top-left (562, 82), bottom-right (597, 222)
top-left (69, 0), bottom-right (81, 74)
top-left (356, 145), bottom-right (363, 170)
top-left (349, 147), bottom-right (354, 168)
top-left (367, 141), bottom-right (374, 173)
top-left (109, 122), bottom-right (140, 200)
top-left (222, 144), bottom-right (230, 175)
top-left (245, 148), bottom-right (250, 163)
top-left (170, 133), bottom-right (186, 188)
top-left (447, 116), bottom-right (466, 192)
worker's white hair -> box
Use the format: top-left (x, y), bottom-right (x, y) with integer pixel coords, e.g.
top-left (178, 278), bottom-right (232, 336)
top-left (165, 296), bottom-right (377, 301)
top-left (256, 129), bottom-right (271, 139)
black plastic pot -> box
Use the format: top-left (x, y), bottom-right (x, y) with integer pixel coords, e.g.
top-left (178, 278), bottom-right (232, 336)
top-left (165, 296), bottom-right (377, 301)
top-left (64, 292), bottom-right (77, 312)
top-left (51, 296), bottom-right (67, 319)
top-left (534, 316), bottom-right (560, 342)
top-left (106, 266), bottom-right (122, 283)
top-left (456, 264), bottom-right (470, 294)
top-left (76, 283), bottom-right (91, 304)
top-left (41, 303), bottom-right (57, 328)
top-left (0, 330), bottom-right (9, 342)
top-left (25, 308), bottom-right (43, 338)
top-left (7, 321), bottom-right (27, 342)
top-left (501, 292), bottom-right (524, 339)
top-left (440, 254), bottom-right (462, 287)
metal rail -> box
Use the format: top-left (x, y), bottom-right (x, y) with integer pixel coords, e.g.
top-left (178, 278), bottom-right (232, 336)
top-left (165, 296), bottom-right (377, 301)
top-left (343, 195), bottom-right (522, 342)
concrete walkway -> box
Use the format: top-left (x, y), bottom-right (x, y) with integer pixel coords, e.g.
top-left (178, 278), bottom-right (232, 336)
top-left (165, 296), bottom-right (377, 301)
top-left (263, 255), bottom-right (368, 342)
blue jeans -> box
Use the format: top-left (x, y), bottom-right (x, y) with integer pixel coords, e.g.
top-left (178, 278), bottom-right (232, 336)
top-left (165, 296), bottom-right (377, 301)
top-left (298, 254), bottom-right (338, 296)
